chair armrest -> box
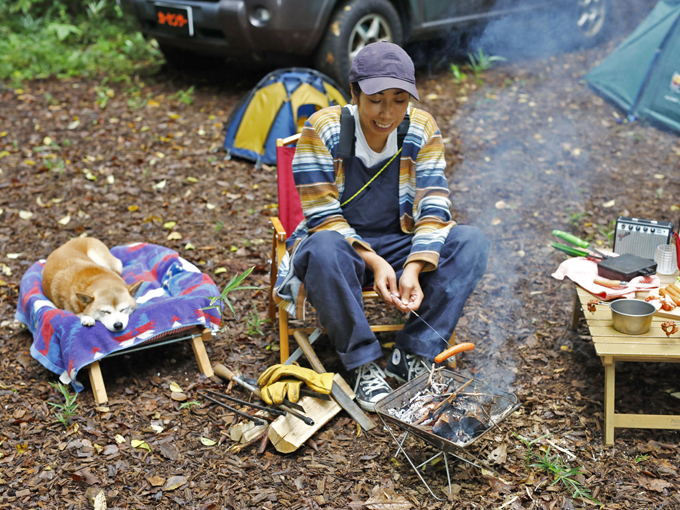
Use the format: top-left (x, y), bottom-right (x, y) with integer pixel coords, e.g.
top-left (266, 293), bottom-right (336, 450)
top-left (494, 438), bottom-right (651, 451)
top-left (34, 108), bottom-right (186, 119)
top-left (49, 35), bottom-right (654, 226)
top-left (271, 217), bottom-right (286, 243)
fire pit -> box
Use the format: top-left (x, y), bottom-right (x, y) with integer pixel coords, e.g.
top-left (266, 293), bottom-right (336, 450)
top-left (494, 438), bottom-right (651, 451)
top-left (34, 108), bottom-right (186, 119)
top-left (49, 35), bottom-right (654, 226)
top-left (375, 369), bottom-right (519, 500)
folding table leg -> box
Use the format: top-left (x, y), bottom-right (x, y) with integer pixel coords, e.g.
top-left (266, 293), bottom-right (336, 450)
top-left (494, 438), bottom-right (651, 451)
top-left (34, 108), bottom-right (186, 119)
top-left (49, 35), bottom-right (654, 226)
top-left (570, 289), bottom-right (583, 331)
top-left (88, 361), bottom-right (108, 405)
top-left (602, 356), bottom-right (615, 445)
top-left (191, 332), bottom-right (214, 377)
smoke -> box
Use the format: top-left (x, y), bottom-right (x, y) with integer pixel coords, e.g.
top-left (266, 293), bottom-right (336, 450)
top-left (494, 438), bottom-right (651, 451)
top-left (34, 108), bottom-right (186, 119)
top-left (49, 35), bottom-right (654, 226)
top-left (432, 0), bottom-right (660, 390)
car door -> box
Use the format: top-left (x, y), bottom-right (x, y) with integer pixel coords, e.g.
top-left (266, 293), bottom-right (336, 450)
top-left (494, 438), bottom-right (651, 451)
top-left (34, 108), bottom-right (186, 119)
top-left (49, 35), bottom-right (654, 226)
top-left (421, 0), bottom-right (528, 28)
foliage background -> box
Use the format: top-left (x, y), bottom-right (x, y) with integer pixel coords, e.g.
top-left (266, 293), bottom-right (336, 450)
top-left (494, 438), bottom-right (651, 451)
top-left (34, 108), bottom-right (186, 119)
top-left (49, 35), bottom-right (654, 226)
top-left (0, 0), bottom-right (162, 86)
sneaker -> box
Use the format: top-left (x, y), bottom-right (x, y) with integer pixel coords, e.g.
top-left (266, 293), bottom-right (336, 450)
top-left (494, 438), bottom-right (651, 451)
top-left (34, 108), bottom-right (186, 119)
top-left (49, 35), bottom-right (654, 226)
top-left (385, 348), bottom-right (433, 383)
top-left (347, 362), bottom-right (392, 412)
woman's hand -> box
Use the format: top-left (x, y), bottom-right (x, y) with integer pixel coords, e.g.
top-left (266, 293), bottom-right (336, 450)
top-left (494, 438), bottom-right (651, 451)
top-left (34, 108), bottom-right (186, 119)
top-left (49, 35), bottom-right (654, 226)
top-left (355, 246), bottom-right (400, 308)
top-left (398, 261), bottom-right (425, 312)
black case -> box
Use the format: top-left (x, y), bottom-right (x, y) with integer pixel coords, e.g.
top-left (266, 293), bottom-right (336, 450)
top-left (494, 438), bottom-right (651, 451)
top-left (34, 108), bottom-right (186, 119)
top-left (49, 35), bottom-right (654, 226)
top-left (597, 254), bottom-right (657, 280)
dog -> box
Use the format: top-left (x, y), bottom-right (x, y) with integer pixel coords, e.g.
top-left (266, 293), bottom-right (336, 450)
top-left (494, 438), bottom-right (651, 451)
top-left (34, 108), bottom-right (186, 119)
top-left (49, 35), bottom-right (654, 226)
top-left (42, 238), bottom-right (142, 332)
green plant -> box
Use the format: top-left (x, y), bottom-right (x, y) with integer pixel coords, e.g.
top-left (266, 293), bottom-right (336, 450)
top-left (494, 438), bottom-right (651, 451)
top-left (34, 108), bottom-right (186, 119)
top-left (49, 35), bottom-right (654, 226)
top-left (596, 220), bottom-right (616, 244)
top-left (171, 86), bottom-right (195, 106)
top-left (467, 48), bottom-right (506, 77)
top-left (179, 401), bottom-right (201, 410)
top-left (95, 81), bottom-right (114, 109)
top-left (246, 302), bottom-right (270, 336)
top-left (514, 433), bottom-right (601, 507)
top-left (204, 266), bottom-right (259, 318)
top-left (635, 454), bottom-right (648, 463)
top-left (568, 211), bottom-right (586, 226)
top-left (48, 382), bottom-right (79, 428)
top-left (450, 63), bottom-right (466, 84)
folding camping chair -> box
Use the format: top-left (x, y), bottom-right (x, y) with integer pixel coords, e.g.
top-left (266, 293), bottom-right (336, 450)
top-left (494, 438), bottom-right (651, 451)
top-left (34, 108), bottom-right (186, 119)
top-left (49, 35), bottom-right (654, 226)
top-left (267, 134), bottom-right (456, 364)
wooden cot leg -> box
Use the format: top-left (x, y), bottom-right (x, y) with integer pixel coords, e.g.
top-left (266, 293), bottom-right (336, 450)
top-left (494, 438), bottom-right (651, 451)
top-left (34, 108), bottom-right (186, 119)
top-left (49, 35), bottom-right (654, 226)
top-left (279, 309), bottom-right (290, 364)
top-left (570, 289), bottom-right (583, 331)
top-left (88, 361), bottom-right (108, 405)
top-left (603, 356), bottom-right (615, 446)
top-left (191, 332), bottom-right (214, 378)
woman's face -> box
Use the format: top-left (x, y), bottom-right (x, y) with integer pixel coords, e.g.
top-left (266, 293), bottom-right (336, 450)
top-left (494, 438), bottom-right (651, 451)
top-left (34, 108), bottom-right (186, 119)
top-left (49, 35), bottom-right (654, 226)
top-left (352, 88), bottom-right (409, 151)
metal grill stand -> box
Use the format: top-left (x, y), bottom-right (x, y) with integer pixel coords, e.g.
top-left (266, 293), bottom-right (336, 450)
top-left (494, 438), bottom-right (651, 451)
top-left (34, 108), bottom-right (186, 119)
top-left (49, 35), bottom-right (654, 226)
top-left (375, 369), bottom-right (519, 501)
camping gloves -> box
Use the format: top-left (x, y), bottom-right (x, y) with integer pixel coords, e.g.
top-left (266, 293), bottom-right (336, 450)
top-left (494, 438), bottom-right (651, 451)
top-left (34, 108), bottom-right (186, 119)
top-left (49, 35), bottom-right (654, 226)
top-left (258, 364), bottom-right (334, 405)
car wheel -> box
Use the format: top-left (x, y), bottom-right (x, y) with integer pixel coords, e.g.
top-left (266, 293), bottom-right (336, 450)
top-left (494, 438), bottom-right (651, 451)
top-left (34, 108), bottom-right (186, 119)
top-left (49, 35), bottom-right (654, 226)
top-left (314, 0), bottom-right (403, 90)
top-left (572, 0), bottom-right (609, 46)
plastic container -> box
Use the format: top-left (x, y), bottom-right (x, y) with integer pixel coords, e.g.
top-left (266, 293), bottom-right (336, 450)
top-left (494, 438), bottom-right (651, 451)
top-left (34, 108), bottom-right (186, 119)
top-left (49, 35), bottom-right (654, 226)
top-left (654, 244), bottom-right (677, 275)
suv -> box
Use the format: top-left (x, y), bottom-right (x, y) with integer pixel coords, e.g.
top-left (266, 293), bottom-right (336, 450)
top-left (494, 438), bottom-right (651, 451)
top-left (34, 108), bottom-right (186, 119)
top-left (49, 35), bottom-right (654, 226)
top-left (117, 0), bottom-right (609, 87)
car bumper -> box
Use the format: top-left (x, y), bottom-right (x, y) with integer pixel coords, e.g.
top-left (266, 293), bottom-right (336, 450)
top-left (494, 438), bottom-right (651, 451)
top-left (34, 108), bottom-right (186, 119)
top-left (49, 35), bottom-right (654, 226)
top-left (122, 0), bottom-right (334, 58)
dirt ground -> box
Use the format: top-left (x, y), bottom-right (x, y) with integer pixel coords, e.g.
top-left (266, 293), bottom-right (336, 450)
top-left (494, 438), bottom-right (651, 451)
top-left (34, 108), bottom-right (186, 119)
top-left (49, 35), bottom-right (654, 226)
top-left (2, 3), bottom-right (680, 508)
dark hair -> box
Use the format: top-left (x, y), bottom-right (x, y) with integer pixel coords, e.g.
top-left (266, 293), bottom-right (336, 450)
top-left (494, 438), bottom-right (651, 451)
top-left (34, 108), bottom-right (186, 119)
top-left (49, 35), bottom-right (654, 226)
top-left (350, 82), bottom-right (361, 103)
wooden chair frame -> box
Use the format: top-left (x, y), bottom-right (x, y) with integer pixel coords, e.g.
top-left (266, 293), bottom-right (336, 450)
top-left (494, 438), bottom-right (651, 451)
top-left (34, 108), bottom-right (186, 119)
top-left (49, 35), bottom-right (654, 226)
top-left (268, 134), bottom-right (455, 364)
top-left (87, 326), bottom-right (213, 404)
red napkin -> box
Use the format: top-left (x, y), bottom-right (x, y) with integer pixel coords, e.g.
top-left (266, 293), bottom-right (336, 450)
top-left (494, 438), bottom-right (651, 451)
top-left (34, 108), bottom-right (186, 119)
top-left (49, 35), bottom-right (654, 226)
top-left (551, 257), bottom-right (660, 300)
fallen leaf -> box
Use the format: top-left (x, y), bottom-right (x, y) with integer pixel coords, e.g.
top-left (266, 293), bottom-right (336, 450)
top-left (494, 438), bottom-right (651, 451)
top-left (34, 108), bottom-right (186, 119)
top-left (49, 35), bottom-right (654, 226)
top-left (167, 232), bottom-right (182, 241)
top-left (488, 443), bottom-right (507, 464)
top-left (159, 443), bottom-right (179, 461)
top-left (200, 437), bottom-right (217, 446)
top-left (68, 120), bottom-right (80, 130)
top-left (184, 243), bottom-right (195, 250)
top-left (19, 211), bottom-right (33, 220)
top-left (58, 215), bottom-right (71, 225)
top-left (637, 476), bottom-right (673, 492)
top-left (171, 391), bottom-right (187, 401)
top-left (214, 267), bottom-right (227, 274)
top-left (147, 475), bottom-right (165, 487)
top-left (153, 180), bottom-right (167, 190)
top-left (114, 434), bottom-right (125, 444)
top-left (364, 487), bottom-right (412, 510)
top-left (163, 221), bottom-right (177, 229)
top-left (93, 490), bottom-right (106, 510)
top-left (128, 205), bottom-right (138, 212)
top-left (102, 444), bottom-right (119, 455)
top-left (603, 200), bottom-right (615, 208)
top-left (162, 475), bottom-right (187, 491)
top-left (7, 253), bottom-right (22, 259)
top-left (130, 439), bottom-right (151, 452)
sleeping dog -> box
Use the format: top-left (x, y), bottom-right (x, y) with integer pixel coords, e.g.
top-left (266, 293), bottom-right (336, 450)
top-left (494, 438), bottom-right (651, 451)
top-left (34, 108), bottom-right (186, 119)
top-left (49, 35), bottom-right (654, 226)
top-left (42, 238), bottom-right (142, 332)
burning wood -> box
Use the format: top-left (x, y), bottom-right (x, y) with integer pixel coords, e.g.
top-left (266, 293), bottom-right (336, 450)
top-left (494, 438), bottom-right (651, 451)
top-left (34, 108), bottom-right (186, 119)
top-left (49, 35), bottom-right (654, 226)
top-left (386, 370), bottom-right (512, 446)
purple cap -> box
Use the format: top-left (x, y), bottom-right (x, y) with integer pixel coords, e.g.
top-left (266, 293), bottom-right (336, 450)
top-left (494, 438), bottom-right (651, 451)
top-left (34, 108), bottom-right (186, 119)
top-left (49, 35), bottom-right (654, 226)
top-left (349, 42), bottom-right (419, 100)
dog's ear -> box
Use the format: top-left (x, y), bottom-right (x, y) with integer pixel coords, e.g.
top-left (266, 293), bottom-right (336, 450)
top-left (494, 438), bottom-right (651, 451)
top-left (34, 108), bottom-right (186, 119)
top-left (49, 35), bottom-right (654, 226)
top-left (128, 280), bottom-right (143, 297)
top-left (76, 292), bottom-right (94, 305)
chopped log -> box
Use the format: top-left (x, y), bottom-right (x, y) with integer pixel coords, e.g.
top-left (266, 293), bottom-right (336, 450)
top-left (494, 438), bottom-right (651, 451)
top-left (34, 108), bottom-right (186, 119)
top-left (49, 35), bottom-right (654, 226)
top-left (267, 375), bottom-right (345, 454)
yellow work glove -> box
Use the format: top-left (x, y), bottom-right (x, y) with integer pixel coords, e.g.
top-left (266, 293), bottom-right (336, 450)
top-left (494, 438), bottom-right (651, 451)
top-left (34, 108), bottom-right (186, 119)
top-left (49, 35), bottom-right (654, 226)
top-left (257, 364), bottom-right (334, 396)
top-left (260, 379), bottom-right (302, 405)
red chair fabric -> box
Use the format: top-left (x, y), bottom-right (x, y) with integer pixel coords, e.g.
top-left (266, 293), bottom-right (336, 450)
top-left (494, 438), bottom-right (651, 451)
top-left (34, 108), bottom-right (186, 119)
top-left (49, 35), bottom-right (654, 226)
top-left (276, 145), bottom-right (304, 235)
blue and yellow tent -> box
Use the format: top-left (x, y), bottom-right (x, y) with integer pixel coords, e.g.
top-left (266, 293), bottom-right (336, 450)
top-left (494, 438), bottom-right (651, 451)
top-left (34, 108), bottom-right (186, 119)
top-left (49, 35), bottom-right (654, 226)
top-left (223, 68), bottom-right (349, 167)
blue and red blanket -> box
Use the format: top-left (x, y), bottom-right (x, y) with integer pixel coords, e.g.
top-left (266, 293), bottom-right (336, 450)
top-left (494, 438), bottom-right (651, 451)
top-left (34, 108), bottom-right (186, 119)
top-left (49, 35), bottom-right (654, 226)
top-left (15, 242), bottom-right (222, 392)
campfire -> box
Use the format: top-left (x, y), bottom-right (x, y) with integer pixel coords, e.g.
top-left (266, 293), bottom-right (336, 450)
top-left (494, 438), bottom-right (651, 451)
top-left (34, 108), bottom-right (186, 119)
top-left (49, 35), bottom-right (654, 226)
top-left (378, 369), bottom-right (519, 448)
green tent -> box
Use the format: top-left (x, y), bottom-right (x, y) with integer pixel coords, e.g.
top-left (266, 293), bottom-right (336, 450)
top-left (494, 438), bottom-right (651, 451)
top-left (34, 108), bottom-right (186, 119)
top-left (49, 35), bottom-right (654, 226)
top-left (585, 0), bottom-right (680, 133)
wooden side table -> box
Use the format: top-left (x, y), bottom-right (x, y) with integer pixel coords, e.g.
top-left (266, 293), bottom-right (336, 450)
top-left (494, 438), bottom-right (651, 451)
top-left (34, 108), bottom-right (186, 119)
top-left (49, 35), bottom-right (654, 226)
top-left (572, 274), bottom-right (680, 445)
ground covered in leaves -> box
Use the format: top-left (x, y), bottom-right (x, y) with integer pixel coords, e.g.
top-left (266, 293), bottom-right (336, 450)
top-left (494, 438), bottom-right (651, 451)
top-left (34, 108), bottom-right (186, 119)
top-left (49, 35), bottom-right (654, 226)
top-left (2, 3), bottom-right (680, 508)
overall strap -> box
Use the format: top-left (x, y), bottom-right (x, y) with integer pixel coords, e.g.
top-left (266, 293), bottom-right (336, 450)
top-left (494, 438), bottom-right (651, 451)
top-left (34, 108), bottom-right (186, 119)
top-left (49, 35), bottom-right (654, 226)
top-left (337, 106), bottom-right (355, 159)
top-left (338, 107), bottom-right (411, 158)
top-left (397, 113), bottom-right (410, 149)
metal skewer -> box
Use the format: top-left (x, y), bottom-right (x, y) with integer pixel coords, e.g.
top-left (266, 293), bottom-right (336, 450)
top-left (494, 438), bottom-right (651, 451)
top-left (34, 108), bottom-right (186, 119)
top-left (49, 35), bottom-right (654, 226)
top-left (390, 292), bottom-right (453, 347)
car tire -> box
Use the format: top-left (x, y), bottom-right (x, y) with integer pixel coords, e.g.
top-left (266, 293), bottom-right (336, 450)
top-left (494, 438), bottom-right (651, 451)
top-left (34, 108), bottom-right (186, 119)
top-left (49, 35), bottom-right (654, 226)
top-left (314, 0), bottom-right (403, 91)
top-left (570, 0), bottom-right (610, 47)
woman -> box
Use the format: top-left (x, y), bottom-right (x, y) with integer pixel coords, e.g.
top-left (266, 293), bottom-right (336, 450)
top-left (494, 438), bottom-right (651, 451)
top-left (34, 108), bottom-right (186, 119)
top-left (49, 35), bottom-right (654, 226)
top-left (274, 42), bottom-right (489, 412)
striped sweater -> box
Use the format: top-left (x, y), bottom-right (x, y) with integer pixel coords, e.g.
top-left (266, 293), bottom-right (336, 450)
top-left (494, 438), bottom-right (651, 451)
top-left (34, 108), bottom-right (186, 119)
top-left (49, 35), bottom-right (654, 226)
top-left (290, 105), bottom-right (455, 271)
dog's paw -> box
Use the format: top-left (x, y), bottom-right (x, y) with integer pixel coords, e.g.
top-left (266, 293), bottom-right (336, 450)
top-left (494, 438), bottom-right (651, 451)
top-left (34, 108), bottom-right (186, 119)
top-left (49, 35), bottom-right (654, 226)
top-left (80, 315), bottom-right (95, 327)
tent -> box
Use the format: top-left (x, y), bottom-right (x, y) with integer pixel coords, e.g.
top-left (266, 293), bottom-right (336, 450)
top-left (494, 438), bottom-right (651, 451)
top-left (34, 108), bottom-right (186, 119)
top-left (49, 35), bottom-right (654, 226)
top-left (223, 68), bottom-right (350, 167)
top-left (585, 0), bottom-right (680, 133)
